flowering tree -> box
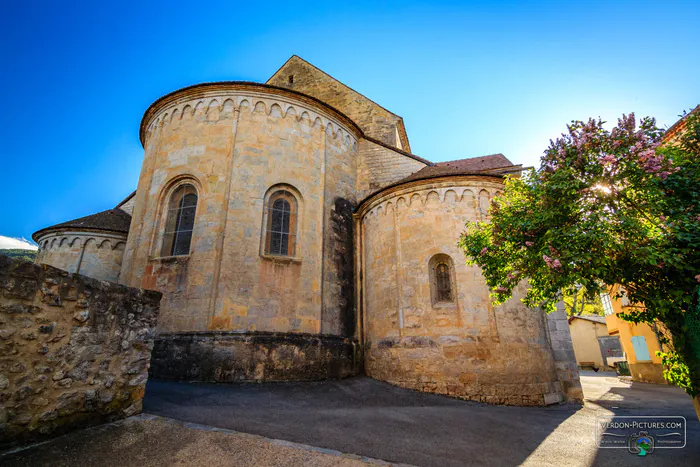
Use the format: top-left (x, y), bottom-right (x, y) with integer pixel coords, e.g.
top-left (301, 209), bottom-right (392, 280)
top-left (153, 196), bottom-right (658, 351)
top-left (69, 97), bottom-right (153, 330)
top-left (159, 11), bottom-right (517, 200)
top-left (459, 112), bottom-right (700, 406)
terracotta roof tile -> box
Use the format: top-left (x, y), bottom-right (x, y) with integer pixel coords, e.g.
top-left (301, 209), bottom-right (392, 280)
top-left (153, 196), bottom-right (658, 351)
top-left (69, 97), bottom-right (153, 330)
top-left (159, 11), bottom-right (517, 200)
top-left (397, 154), bottom-right (517, 183)
top-left (33, 209), bottom-right (131, 241)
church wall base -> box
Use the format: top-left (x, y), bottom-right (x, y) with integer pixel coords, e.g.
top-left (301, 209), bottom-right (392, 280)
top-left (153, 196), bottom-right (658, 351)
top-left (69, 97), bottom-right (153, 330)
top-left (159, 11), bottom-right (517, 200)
top-left (149, 331), bottom-right (360, 382)
top-left (364, 337), bottom-right (565, 407)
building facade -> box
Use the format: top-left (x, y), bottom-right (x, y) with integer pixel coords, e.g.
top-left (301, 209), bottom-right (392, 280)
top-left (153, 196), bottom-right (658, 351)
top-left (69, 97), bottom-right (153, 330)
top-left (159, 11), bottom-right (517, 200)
top-left (568, 315), bottom-right (619, 371)
top-left (33, 56), bottom-right (582, 405)
top-left (602, 287), bottom-right (668, 383)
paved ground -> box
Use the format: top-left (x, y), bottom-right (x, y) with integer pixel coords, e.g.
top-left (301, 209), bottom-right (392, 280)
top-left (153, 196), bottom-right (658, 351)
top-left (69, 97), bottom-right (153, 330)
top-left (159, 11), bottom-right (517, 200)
top-left (0, 414), bottom-right (390, 467)
top-left (3, 372), bottom-right (698, 466)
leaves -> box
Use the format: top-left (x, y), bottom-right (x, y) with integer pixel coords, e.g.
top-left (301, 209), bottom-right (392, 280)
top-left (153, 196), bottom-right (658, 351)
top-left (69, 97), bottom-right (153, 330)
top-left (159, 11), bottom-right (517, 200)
top-left (459, 112), bottom-right (700, 394)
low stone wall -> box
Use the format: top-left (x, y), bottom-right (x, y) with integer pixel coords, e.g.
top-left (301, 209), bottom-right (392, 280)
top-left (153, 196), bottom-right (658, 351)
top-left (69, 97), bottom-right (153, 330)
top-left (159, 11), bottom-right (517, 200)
top-left (150, 331), bottom-right (359, 382)
top-left (0, 257), bottom-right (161, 450)
top-left (630, 362), bottom-right (667, 384)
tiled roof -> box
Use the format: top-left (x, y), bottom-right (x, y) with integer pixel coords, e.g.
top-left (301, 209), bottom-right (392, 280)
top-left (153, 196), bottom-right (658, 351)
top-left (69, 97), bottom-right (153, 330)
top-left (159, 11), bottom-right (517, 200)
top-left (396, 154), bottom-right (519, 183)
top-left (33, 209), bottom-right (131, 241)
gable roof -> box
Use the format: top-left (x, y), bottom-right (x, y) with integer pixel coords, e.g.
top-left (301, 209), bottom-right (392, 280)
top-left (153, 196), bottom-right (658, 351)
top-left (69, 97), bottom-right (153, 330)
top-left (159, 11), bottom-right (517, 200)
top-left (33, 209), bottom-right (132, 242)
top-left (267, 55), bottom-right (411, 152)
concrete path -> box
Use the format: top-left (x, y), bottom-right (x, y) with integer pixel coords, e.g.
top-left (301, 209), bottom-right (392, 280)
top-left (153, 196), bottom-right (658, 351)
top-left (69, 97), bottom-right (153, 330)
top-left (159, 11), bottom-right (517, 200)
top-left (3, 372), bottom-right (698, 466)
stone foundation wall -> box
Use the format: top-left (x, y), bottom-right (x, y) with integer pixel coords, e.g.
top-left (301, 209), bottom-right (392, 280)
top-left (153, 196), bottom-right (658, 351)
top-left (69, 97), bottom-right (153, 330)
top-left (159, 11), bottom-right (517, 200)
top-left (0, 257), bottom-right (161, 450)
top-left (365, 337), bottom-right (563, 406)
top-left (150, 331), bottom-right (359, 382)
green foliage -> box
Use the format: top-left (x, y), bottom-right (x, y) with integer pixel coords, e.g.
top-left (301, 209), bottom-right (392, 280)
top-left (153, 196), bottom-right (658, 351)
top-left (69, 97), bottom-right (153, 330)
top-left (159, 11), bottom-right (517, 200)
top-left (0, 249), bottom-right (37, 263)
top-left (657, 350), bottom-right (693, 392)
top-left (459, 112), bottom-right (700, 395)
top-left (562, 286), bottom-right (604, 317)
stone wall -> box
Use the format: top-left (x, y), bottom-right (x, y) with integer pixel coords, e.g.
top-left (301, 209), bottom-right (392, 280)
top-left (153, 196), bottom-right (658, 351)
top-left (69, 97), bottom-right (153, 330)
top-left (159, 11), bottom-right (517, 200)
top-left (356, 139), bottom-right (428, 200)
top-left (546, 306), bottom-right (584, 401)
top-left (121, 84), bottom-right (359, 340)
top-left (150, 331), bottom-right (359, 382)
top-left (358, 177), bottom-right (568, 406)
top-left (0, 256), bottom-right (161, 450)
top-left (34, 231), bottom-right (127, 283)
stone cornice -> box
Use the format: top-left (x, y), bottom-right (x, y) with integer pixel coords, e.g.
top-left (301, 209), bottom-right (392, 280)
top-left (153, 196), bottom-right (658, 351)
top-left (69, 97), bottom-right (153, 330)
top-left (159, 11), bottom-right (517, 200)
top-left (34, 228), bottom-right (128, 244)
top-left (140, 81), bottom-right (364, 146)
top-left (355, 174), bottom-right (506, 218)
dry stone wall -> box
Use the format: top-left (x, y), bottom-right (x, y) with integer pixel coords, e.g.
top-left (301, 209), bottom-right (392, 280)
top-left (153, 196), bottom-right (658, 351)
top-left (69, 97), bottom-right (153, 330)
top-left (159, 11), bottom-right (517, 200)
top-left (0, 256), bottom-right (161, 449)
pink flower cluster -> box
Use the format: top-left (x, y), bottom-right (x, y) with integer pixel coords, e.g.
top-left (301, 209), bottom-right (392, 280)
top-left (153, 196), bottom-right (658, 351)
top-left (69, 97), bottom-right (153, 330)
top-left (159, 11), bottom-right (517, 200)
top-left (495, 286), bottom-right (508, 293)
top-left (695, 274), bottom-right (700, 283)
top-left (543, 254), bottom-right (562, 270)
top-left (598, 154), bottom-right (617, 166)
top-left (525, 241), bottom-right (534, 247)
top-left (480, 247), bottom-right (489, 255)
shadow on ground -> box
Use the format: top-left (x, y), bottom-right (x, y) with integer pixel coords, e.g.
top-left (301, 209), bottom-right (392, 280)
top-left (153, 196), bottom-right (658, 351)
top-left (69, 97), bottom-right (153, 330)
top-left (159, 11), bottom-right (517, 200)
top-left (3, 372), bottom-right (698, 466)
top-left (143, 376), bottom-right (580, 467)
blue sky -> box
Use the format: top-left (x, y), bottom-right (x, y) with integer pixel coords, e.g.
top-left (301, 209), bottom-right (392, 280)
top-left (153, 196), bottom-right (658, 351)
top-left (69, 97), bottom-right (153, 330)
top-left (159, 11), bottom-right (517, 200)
top-left (2, 0), bottom-right (698, 248)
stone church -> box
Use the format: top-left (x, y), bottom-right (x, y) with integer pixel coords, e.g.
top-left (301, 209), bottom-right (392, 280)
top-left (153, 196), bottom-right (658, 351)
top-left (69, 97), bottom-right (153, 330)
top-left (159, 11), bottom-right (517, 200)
top-left (33, 56), bottom-right (581, 406)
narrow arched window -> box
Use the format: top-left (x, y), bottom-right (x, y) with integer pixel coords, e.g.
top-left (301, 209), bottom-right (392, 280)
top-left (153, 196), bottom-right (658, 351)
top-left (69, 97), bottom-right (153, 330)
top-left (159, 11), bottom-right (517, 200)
top-left (162, 184), bottom-right (198, 256)
top-left (435, 263), bottom-right (452, 302)
top-left (429, 254), bottom-right (455, 305)
top-left (265, 190), bottom-right (297, 256)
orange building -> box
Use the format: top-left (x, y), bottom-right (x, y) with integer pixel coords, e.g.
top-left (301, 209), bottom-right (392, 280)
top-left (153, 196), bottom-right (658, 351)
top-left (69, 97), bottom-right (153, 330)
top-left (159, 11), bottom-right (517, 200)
top-left (601, 287), bottom-right (667, 384)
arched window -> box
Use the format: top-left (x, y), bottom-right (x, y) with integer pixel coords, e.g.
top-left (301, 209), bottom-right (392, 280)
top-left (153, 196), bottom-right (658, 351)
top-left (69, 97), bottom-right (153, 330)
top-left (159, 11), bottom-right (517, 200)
top-left (435, 262), bottom-right (452, 302)
top-left (429, 254), bottom-right (456, 305)
top-left (264, 190), bottom-right (297, 257)
top-left (162, 184), bottom-right (198, 256)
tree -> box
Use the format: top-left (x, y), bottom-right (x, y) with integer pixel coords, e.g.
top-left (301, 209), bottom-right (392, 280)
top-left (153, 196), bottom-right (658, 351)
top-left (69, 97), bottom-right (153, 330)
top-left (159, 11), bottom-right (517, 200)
top-left (458, 112), bottom-right (700, 413)
top-left (562, 285), bottom-right (604, 317)
top-left (0, 249), bottom-right (37, 263)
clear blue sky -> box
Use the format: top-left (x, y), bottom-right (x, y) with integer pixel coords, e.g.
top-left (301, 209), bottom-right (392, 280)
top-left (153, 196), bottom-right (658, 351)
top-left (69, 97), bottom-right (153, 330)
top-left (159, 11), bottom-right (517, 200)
top-left (2, 0), bottom-right (698, 247)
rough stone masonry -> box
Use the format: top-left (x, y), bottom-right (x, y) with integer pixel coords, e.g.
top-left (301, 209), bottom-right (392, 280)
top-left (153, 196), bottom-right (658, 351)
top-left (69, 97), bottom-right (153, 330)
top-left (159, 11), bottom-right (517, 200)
top-left (0, 256), bottom-right (161, 450)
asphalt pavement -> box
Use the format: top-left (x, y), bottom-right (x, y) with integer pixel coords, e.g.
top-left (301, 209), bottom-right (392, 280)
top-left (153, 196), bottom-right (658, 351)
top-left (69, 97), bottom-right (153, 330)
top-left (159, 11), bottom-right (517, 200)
top-left (140, 372), bottom-right (699, 466)
top-left (3, 372), bottom-right (698, 466)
